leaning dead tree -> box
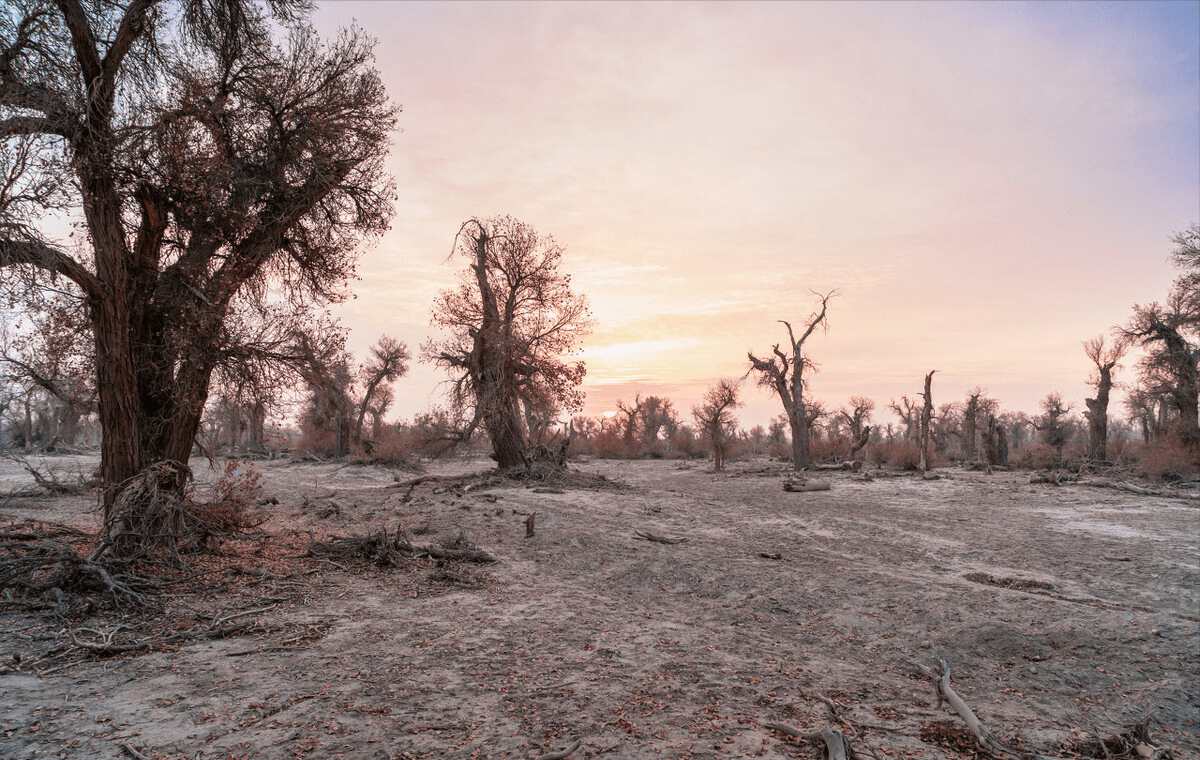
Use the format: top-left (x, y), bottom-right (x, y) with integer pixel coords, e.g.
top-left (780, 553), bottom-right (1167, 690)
top-left (425, 217), bottom-right (592, 470)
top-left (748, 291), bottom-right (835, 470)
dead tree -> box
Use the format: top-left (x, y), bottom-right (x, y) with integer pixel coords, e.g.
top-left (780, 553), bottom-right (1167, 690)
top-left (692, 379), bottom-right (742, 471)
top-left (640, 396), bottom-right (678, 448)
top-left (425, 217), bottom-right (592, 469)
top-left (919, 371), bottom-right (936, 473)
top-left (889, 396), bottom-right (920, 441)
top-left (353, 336), bottom-right (410, 447)
top-left (615, 394), bottom-right (645, 449)
top-left (848, 426), bottom-right (871, 461)
top-left (837, 396), bottom-right (874, 440)
top-left (748, 292), bottom-right (834, 470)
top-left (1123, 306), bottom-right (1199, 447)
top-left (1034, 393), bottom-right (1074, 468)
top-left (1082, 334), bottom-right (1128, 462)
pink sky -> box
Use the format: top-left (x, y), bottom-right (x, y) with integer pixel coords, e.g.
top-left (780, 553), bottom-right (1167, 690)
top-left (311, 1), bottom-right (1199, 430)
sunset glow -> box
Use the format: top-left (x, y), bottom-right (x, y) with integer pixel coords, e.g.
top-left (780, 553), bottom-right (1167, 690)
top-left (314, 1), bottom-right (1200, 428)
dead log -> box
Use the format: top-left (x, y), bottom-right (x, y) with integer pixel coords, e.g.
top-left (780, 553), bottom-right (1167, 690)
top-left (783, 480), bottom-right (831, 492)
top-left (634, 529), bottom-right (686, 544)
top-left (814, 462), bottom-right (854, 471)
top-left (819, 727), bottom-right (850, 760)
top-left (917, 660), bottom-right (1014, 757)
top-left (526, 512), bottom-right (536, 538)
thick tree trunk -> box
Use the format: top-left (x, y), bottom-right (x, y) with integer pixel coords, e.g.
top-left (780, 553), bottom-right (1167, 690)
top-left (1085, 364), bottom-right (1114, 462)
top-left (487, 402), bottom-right (528, 469)
top-left (93, 299), bottom-right (146, 516)
top-left (789, 410), bottom-right (811, 470)
top-left (919, 371), bottom-right (935, 473)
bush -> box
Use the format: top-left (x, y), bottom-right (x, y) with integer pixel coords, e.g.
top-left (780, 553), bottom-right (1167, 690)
top-left (1125, 441), bottom-right (1199, 481)
top-left (875, 440), bottom-right (948, 470)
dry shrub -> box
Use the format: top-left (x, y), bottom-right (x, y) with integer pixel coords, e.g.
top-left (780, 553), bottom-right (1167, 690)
top-left (666, 430), bottom-right (705, 459)
top-left (810, 435), bottom-right (847, 464)
top-left (210, 460), bottom-right (263, 510)
top-left (294, 427), bottom-right (338, 460)
top-left (1014, 442), bottom-right (1058, 471)
top-left (875, 440), bottom-right (948, 470)
top-left (352, 429), bottom-right (422, 468)
top-left (1126, 441), bottom-right (1199, 481)
top-left (592, 429), bottom-right (634, 459)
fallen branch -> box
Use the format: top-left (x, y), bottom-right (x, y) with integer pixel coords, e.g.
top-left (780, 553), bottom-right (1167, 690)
top-left (1029, 471), bottom-right (1079, 485)
top-left (634, 529), bottom-right (686, 545)
top-left (917, 660), bottom-right (1008, 754)
top-left (762, 722), bottom-right (852, 760)
top-left (783, 480), bottom-right (831, 492)
top-left (813, 462), bottom-right (857, 471)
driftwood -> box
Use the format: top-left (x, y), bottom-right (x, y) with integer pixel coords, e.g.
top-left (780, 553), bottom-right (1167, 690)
top-left (532, 739), bottom-right (582, 760)
top-left (814, 462), bottom-right (861, 472)
top-left (917, 660), bottom-right (1011, 755)
top-left (633, 529), bottom-right (686, 545)
top-left (783, 480), bottom-right (831, 492)
top-left (762, 722), bottom-right (852, 760)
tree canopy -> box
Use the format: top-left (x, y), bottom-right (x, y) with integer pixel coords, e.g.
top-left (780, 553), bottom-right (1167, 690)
top-left (0, 0), bottom-right (397, 509)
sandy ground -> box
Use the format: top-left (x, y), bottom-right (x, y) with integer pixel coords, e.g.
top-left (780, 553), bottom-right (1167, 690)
top-left (0, 454), bottom-right (1197, 760)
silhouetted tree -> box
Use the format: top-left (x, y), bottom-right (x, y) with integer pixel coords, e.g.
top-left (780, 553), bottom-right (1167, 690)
top-left (748, 291), bottom-right (834, 470)
top-left (425, 217), bottom-right (592, 469)
top-left (0, 1), bottom-right (397, 513)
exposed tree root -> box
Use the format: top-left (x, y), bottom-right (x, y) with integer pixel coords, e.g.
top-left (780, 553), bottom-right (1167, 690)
top-left (915, 660), bottom-right (1174, 760)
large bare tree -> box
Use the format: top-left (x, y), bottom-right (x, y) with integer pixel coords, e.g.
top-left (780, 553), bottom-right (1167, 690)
top-left (0, 1), bottom-right (396, 511)
top-left (747, 291), bottom-right (834, 470)
top-left (425, 217), bottom-right (592, 469)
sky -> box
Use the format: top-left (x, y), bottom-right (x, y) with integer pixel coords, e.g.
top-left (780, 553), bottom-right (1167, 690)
top-left (309, 0), bottom-right (1200, 431)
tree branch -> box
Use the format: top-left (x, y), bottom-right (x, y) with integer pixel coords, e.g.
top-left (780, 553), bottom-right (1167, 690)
top-left (0, 236), bottom-right (104, 301)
